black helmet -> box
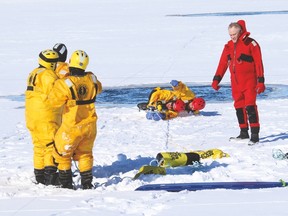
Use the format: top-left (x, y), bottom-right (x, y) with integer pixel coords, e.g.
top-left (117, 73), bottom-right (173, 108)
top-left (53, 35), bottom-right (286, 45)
top-left (53, 43), bottom-right (67, 62)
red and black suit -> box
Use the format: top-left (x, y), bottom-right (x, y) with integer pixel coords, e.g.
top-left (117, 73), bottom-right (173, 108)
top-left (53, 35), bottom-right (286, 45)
top-left (212, 20), bottom-right (265, 135)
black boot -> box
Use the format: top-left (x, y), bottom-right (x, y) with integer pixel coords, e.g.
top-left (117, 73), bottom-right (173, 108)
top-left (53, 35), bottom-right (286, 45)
top-left (236, 128), bottom-right (249, 139)
top-left (80, 170), bottom-right (93, 190)
top-left (34, 169), bottom-right (45, 184)
top-left (230, 128), bottom-right (249, 141)
top-left (44, 166), bottom-right (60, 186)
top-left (249, 133), bottom-right (259, 145)
top-left (248, 127), bottom-right (260, 145)
top-left (59, 169), bottom-right (73, 189)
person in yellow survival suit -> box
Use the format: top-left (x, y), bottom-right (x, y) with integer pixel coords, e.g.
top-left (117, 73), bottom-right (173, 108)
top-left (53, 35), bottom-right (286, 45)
top-left (48, 50), bottom-right (102, 189)
top-left (25, 49), bottom-right (61, 185)
top-left (170, 80), bottom-right (196, 101)
top-left (53, 43), bottom-right (69, 78)
top-left (170, 80), bottom-right (206, 114)
top-left (146, 87), bottom-right (186, 120)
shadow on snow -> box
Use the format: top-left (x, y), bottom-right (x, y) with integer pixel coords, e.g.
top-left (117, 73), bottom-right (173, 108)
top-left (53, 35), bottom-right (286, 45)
top-left (91, 155), bottom-right (229, 184)
top-left (92, 156), bottom-right (154, 178)
top-left (260, 132), bottom-right (288, 143)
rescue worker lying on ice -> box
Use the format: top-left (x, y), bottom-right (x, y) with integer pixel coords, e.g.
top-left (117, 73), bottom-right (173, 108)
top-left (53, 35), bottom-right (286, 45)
top-left (47, 50), bottom-right (102, 189)
top-left (145, 81), bottom-right (206, 120)
top-left (170, 80), bottom-right (205, 115)
top-left (146, 96), bottom-right (186, 120)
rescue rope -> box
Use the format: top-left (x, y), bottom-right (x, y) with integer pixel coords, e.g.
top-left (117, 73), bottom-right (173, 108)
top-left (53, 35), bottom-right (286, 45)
top-left (164, 120), bottom-right (170, 150)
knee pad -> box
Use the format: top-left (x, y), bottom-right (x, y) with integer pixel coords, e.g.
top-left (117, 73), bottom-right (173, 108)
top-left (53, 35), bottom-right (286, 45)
top-left (246, 105), bottom-right (258, 123)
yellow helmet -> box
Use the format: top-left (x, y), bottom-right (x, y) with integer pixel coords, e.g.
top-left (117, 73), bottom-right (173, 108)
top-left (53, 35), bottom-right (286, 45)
top-left (69, 50), bottom-right (89, 70)
top-left (38, 49), bottom-right (59, 71)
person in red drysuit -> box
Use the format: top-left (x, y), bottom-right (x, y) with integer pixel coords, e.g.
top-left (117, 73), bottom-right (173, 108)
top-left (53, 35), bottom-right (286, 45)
top-left (211, 20), bottom-right (266, 145)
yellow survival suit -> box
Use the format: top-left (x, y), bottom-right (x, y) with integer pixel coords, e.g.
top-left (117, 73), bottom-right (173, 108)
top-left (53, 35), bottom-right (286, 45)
top-left (147, 87), bottom-right (180, 120)
top-left (25, 49), bottom-right (61, 185)
top-left (48, 50), bottom-right (102, 189)
top-left (147, 87), bottom-right (188, 120)
top-left (171, 80), bottom-right (202, 114)
top-left (171, 80), bottom-right (196, 101)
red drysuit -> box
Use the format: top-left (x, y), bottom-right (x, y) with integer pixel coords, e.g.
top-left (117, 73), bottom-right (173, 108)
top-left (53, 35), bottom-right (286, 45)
top-left (212, 20), bottom-right (265, 134)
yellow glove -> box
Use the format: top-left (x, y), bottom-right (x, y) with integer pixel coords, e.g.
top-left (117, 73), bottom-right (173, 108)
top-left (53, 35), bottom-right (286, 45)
top-left (156, 101), bottom-right (163, 111)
